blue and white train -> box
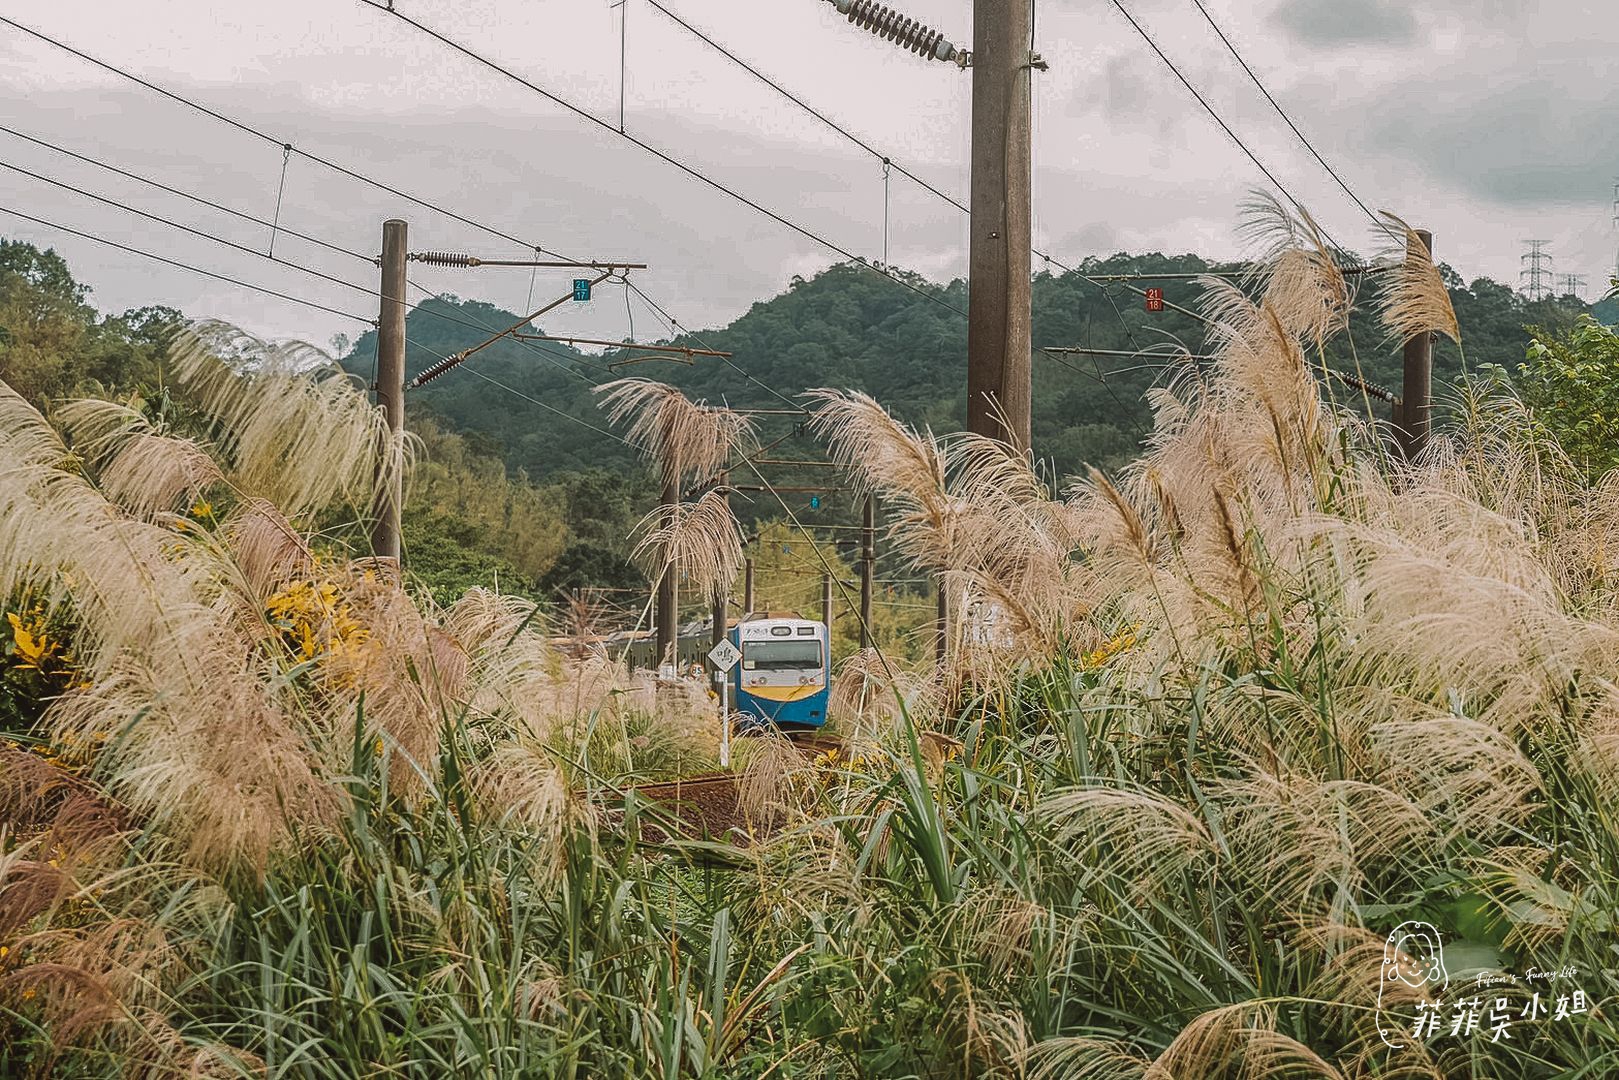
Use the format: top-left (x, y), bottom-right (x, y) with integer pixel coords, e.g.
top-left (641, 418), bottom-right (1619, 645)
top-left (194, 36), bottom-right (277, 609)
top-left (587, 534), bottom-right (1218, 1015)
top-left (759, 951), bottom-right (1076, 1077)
top-left (729, 614), bottom-right (829, 730)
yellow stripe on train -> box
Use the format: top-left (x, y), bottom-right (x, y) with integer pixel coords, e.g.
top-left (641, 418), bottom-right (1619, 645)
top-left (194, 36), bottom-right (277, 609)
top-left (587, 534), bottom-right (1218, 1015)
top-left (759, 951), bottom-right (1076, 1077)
top-left (742, 683), bottom-right (826, 703)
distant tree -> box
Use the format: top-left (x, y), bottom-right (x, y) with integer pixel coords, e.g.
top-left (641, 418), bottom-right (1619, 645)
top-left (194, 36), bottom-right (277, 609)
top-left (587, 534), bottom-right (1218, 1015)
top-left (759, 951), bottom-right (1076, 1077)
top-left (533, 468), bottom-right (651, 595)
top-left (0, 238), bottom-right (186, 404)
top-left (401, 417), bottom-right (568, 599)
top-left (1518, 315), bottom-right (1619, 480)
top-left (0, 238), bottom-right (95, 402)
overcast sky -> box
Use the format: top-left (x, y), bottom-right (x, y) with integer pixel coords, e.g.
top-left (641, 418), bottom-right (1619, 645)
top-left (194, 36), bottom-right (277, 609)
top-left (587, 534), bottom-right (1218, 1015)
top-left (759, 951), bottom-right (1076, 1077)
top-left (2, 0), bottom-right (1616, 352)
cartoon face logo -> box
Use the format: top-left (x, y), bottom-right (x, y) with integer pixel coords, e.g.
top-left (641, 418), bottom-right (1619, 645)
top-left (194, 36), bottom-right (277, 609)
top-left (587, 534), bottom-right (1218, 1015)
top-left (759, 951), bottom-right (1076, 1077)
top-left (1377, 921), bottom-right (1449, 1048)
top-left (1385, 924), bottom-right (1448, 989)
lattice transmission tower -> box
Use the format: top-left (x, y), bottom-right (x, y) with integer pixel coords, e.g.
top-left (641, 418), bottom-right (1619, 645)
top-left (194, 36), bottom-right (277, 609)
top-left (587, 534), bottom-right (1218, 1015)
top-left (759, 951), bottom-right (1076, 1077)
top-left (1520, 239), bottom-right (1553, 301)
top-left (1612, 179), bottom-right (1619, 284)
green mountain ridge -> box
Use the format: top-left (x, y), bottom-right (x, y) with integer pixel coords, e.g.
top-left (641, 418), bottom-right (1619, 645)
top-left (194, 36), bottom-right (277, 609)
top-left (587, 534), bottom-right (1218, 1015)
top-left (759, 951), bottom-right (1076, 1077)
top-left (342, 255), bottom-right (1595, 486)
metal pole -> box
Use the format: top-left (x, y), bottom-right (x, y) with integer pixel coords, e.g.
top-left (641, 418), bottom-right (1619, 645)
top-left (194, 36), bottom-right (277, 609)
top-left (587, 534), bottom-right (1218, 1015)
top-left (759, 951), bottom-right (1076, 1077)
top-left (1399, 229), bottom-right (1435, 460)
top-left (719, 662), bottom-right (730, 769)
top-left (370, 218), bottom-right (407, 563)
top-left (712, 471), bottom-right (729, 649)
top-left (859, 494), bottom-right (875, 649)
top-left (743, 557), bottom-right (755, 617)
top-left (822, 572), bottom-right (834, 638)
top-left (967, 0), bottom-right (1033, 450)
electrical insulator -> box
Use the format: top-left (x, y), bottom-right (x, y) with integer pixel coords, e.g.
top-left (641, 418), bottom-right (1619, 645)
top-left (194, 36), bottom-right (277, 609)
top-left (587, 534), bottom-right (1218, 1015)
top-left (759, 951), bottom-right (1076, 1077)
top-left (407, 350), bottom-right (468, 389)
top-left (407, 251), bottom-right (482, 268)
top-left (826, 0), bottom-right (968, 66)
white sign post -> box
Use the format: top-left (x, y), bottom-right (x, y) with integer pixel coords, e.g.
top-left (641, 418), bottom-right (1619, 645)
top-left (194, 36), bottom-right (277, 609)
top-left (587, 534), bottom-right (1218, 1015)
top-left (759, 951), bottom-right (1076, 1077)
top-left (707, 638), bottom-right (742, 768)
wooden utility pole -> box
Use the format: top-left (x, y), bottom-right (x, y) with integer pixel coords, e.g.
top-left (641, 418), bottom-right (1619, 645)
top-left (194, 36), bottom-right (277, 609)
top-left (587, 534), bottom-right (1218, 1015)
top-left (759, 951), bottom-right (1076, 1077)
top-left (655, 460), bottom-right (679, 668)
top-left (859, 494), bottom-right (875, 649)
top-left (370, 218), bottom-right (408, 563)
top-left (1399, 229), bottom-right (1435, 460)
top-left (935, 577), bottom-right (949, 665)
top-left (967, 0), bottom-right (1034, 450)
top-left (743, 557), bottom-right (755, 617)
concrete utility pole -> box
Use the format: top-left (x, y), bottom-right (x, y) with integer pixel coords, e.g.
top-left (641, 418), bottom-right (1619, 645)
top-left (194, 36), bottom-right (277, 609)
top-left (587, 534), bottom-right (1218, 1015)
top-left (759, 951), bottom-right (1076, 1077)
top-left (1399, 229), bottom-right (1434, 461)
top-left (967, 0), bottom-right (1034, 450)
top-left (822, 572), bottom-right (834, 638)
top-left (371, 218), bottom-right (408, 563)
top-left (743, 557), bottom-right (755, 616)
top-left (935, 578), bottom-right (948, 666)
top-left (859, 494), bottom-right (875, 649)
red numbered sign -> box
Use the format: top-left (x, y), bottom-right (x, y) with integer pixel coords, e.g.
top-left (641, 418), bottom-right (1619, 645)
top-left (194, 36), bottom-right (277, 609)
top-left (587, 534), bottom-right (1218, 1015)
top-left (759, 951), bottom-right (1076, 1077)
top-left (1145, 287), bottom-right (1165, 313)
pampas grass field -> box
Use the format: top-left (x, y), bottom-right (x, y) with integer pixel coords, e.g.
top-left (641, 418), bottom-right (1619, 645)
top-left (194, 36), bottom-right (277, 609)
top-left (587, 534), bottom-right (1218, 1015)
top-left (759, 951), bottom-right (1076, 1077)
top-left (2, 206), bottom-right (1616, 1078)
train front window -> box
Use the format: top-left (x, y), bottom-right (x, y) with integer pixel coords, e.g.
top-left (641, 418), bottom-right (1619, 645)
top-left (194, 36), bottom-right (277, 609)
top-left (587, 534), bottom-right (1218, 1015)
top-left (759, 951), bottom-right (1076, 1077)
top-left (743, 640), bottom-right (822, 670)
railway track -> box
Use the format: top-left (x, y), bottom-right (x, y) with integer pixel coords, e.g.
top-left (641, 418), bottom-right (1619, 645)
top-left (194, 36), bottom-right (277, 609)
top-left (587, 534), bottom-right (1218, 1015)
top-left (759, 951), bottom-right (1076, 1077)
top-left (618, 731), bottom-right (845, 843)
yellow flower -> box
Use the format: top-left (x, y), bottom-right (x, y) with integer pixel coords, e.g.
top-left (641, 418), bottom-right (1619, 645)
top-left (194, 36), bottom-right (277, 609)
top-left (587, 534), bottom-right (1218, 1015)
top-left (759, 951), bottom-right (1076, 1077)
top-left (7, 610), bottom-right (54, 668)
top-left (190, 500), bottom-right (214, 519)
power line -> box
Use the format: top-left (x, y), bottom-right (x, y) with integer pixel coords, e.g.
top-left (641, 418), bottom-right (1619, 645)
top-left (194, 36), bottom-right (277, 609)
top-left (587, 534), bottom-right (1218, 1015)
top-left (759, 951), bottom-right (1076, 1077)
top-left (0, 156), bottom-right (376, 299)
top-left (0, 11), bottom-right (847, 421)
top-left (1186, 0), bottom-right (1387, 234)
top-left (646, 0), bottom-right (968, 215)
top-left (643, 0), bottom-right (1211, 328)
top-left (353, 0), bottom-right (968, 320)
top-left (0, 13), bottom-right (580, 263)
top-left (0, 185), bottom-right (627, 430)
top-left (0, 7), bottom-right (1180, 369)
top-left (0, 122), bottom-right (373, 264)
top-left (1104, 0), bottom-right (1336, 250)
top-left (0, 121), bottom-right (657, 415)
top-left (0, 119), bottom-right (746, 434)
top-left (622, 278), bottom-right (810, 416)
top-left (423, 351), bottom-right (637, 449)
top-left (0, 203), bottom-right (373, 324)
top-left (0, 141), bottom-right (616, 385)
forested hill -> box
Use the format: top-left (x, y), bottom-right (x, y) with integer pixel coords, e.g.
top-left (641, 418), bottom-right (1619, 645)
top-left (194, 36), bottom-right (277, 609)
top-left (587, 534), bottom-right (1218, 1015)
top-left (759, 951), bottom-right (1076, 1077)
top-left (348, 254), bottom-right (1593, 484)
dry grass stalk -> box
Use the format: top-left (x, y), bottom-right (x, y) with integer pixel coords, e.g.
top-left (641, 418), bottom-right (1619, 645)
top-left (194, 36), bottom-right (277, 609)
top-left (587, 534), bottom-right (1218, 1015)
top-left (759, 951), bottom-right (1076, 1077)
top-left (1039, 785), bottom-right (1216, 885)
top-left (1375, 213), bottom-right (1460, 345)
top-left (1236, 192), bottom-right (1353, 347)
top-left (170, 320), bottom-right (412, 518)
top-left (629, 488), bottom-right (744, 600)
top-left (595, 377), bottom-right (753, 482)
top-left (1145, 1002), bottom-right (1345, 1079)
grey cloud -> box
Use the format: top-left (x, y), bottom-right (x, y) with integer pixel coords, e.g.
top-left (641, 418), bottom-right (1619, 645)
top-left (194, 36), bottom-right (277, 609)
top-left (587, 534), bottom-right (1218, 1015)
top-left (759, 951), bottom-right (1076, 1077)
top-left (6, 0), bottom-right (1615, 340)
top-left (1361, 68), bottom-right (1619, 207)
top-left (1273, 0), bottom-right (1417, 47)
top-left (0, 77), bottom-right (973, 343)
